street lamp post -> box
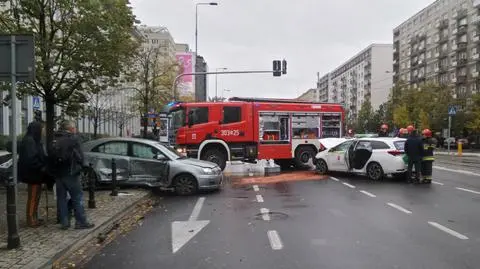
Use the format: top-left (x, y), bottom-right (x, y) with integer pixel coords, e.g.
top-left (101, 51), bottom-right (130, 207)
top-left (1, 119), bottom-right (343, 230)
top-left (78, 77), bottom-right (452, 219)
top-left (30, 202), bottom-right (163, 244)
top-left (195, 2), bottom-right (218, 58)
top-left (215, 67), bottom-right (227, 101)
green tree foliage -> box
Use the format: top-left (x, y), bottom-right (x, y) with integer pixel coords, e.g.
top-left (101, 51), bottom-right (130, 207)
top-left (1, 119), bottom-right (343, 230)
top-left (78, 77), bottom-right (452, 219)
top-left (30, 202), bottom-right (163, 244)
top-left (0, 0), bottom-right (138, 146)
top-left (355, 98), bottom-right (374, 132)
top-left (466, 93), bottom-right (480, 133)
top-left (129, 46), bottom-right (180, 137)
top-left (393, 104), bottom-right (410, 127)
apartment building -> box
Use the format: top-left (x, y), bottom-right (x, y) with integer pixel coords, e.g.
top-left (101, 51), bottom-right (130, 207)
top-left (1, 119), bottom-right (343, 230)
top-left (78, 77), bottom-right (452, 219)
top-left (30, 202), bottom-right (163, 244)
top-left (393, 0), bottom-right (480, 97)
top-left (298, 73), bottom-right (329, 102)
top-left (328, 44), bottom-right (392, 120)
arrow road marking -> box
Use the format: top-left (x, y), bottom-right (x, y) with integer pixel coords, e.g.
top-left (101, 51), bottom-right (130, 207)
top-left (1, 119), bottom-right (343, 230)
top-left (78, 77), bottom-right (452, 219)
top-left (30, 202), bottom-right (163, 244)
top-left (256, 194), bottom-right (264, 203)
top-left (253, 185), bottom-right (260, 192)
top-left (171, 197), bottom-right (210, 253)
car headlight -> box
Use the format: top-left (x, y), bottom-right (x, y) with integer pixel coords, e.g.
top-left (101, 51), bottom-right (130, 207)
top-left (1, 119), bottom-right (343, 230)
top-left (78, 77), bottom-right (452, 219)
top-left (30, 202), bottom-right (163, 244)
top-left (0, 159), bottom-right (12, 168)
top-left (202, 168), bottom-right (214, 174)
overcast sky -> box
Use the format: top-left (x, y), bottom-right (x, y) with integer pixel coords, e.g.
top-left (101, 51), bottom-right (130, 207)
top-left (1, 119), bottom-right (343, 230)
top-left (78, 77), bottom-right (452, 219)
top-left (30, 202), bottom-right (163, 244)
top-left (130, 0), bottom-right (434, 99)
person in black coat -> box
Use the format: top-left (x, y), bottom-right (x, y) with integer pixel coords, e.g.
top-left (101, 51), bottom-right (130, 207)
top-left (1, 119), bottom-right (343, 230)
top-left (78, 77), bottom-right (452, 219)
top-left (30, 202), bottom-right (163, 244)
top-left (18, 121), bottom-right (49, 227)
top-left (404, 129), bottom-right (424, 183)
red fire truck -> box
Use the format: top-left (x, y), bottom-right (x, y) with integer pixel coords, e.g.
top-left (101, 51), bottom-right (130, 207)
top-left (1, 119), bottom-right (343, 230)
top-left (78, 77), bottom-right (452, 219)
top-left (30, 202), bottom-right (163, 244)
top-left (167, 97), bottom-right (345, 170)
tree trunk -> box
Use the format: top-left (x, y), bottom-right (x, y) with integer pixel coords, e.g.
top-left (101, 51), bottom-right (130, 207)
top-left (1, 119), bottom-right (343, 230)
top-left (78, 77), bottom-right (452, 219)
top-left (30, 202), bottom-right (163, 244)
top-left (119, 123), bottom-right (124, 137)
top-left (45, 96), bottom-right (56, 154)
top-left (93, 119), bottom-right (98, 139)
top-left (143, 113), bottom-right (148, 138)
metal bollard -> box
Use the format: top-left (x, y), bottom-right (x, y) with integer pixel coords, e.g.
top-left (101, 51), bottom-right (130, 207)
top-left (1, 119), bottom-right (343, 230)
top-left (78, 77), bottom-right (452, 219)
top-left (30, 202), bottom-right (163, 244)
top-left (87, 163), bottom-right (96, 208)
top-left (110, 159), bottom-right (118, 196)
top-left (458, 142), bottom-right (463, 157)
top-left (6, 173), bottom-right (20, 249)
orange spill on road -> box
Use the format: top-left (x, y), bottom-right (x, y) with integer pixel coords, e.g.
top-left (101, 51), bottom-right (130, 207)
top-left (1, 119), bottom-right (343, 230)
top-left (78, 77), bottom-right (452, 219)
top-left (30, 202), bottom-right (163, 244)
top-left (233, 171), bottom-right (329, 185)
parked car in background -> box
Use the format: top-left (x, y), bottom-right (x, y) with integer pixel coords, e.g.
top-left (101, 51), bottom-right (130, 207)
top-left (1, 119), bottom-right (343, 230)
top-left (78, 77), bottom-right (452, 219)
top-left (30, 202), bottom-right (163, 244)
top-left (315, 137), bottom-right (407, 181)
top-left (443, 137), bottom-right (469, 149)
top-left (0, 150), bottom-right (13, 186)
top-left (82, 138), bottom-right (223, 195)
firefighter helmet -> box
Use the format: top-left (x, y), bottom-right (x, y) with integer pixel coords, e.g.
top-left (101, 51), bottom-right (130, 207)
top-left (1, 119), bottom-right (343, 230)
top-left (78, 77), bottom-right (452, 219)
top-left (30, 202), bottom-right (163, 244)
top-left (407, 125), bottom-right (415, 133)
top-left (399, 128), bottom-right (408, 134)
top-left (422, 129), bottom-right (432, 137)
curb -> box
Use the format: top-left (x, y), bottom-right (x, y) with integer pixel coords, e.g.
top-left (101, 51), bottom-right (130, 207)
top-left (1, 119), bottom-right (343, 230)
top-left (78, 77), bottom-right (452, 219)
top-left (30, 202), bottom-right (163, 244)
top-left (36, 192), bottom-right (152, 269)
top-left (435, 152), bottom-right (480, 157)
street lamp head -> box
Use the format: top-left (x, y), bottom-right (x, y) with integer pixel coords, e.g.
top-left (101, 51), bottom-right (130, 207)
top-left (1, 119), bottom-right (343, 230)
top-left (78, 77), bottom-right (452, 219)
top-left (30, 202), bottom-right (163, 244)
top-left (209, 2), bottom-right (218, 5)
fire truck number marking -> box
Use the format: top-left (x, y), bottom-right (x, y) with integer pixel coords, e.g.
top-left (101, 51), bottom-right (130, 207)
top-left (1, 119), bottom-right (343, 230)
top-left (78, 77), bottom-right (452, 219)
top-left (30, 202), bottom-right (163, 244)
top-left (221, 130), bottom-right (240, 136)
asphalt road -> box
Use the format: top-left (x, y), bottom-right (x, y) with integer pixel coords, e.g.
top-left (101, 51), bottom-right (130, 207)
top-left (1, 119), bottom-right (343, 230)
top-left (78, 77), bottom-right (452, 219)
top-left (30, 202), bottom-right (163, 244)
top-left (84, 167), bottom-right (480, 269)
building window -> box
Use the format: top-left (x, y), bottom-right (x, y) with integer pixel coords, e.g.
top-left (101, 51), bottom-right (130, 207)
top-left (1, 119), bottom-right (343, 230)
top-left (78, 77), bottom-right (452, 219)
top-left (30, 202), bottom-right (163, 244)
top-left (222, 106), bottom-right (241, 124)
top-left (189, 107), bottom-right (209, 125)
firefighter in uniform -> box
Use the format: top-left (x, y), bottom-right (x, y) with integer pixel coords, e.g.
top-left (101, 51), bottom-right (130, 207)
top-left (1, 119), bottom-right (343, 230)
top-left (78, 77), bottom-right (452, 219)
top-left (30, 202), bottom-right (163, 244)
top-left (421, 129), bottom-right (435, 184)
top-left (398, 128), bottom-right (409, 138)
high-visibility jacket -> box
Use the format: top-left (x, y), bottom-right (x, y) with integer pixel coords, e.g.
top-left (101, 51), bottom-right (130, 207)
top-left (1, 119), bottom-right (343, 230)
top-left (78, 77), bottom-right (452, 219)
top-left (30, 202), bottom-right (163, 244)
top-left (422, 137), bottom-right (436, 161)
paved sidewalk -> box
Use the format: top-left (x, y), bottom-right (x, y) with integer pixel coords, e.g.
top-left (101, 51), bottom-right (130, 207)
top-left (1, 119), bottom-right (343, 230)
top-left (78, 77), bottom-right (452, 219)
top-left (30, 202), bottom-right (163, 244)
top-left (0, 186), bottom-right (150, 269)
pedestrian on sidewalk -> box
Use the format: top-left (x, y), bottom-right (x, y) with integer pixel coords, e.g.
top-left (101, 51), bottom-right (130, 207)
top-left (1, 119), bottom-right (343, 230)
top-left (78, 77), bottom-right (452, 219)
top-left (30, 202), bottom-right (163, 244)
top-left (405, 128), bottom-right (424, 183)
top-left (51, 120), bottom-right (94, 230)
top-left (18, 121), bottom-right (50, 227)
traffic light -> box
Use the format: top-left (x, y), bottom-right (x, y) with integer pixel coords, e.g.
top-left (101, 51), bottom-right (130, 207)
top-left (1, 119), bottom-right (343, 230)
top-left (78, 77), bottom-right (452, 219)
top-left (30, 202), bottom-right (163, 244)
top-left (282, 59), bottom-right (287, 75)
top-left (273, 60), bottom-right (281, 77)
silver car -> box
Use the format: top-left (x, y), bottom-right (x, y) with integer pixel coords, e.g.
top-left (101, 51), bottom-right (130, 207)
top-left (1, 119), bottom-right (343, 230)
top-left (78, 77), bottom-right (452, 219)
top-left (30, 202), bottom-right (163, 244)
top-left (81, 137), bottom-right (223, 195)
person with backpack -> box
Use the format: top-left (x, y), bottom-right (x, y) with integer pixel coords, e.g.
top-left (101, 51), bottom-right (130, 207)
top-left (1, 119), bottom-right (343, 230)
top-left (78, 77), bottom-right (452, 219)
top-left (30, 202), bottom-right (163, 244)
top-left (18, 121), bottom-right (50, 227)
top-left (51, 120), bottom-right (94, 230)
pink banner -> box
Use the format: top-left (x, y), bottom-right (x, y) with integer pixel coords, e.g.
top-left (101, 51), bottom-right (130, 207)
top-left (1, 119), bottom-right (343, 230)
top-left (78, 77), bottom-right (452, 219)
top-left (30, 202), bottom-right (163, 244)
top-left (176, 53), bottom-right (194, 83)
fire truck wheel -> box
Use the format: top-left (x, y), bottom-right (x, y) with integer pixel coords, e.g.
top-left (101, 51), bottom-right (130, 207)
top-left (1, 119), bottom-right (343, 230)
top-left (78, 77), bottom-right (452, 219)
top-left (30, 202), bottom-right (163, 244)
top-left (294, 146), bottom-right (316, 169)
top-left (202, 148), bottom-right (227, 170)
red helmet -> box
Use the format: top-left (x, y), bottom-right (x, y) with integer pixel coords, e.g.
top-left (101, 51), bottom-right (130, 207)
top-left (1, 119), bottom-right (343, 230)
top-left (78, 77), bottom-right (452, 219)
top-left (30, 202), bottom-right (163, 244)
top-left (399, 128), bottom-right (408, 134)
top-left (381, 124), bottom-right (388, 130)
top-left (422, 129), bottom-right (432, 137)
top-left (407, 125), bottom-right (415, 133)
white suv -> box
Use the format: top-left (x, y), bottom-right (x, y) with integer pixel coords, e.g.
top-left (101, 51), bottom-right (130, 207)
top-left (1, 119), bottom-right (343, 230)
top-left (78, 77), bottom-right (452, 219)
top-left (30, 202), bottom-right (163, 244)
top-left (315, 137), bottom-right (407, 180)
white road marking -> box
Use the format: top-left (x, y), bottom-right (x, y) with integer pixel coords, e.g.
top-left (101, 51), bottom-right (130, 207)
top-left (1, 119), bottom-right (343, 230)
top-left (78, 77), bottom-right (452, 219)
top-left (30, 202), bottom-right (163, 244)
top-left (256, 194), bottom-right (264, 203)
top-left (260, 208), bottom-right (270, 221)
top-left (432, 181), bottom-right (444, 185)
top-left (253, 185), bottom-right (260, 192)
top-left (267, 230), bottom-right (283, 250)
top-left (387, 203), bottom-right (412, 214)
top-left (342, 182), bottom-right (356, 189)
top-left (188, 197), bottom-right (205, 221)
top-left (359, 190), bottom-right (376, 198)
top-left (330, 177), bottom-right (340, 182)
top-left (434, 166), bottom-right (480, 177)
top-left (456, 187), bottom-right (480, 195)
top-left (428, 221), bottom-right (469, 240)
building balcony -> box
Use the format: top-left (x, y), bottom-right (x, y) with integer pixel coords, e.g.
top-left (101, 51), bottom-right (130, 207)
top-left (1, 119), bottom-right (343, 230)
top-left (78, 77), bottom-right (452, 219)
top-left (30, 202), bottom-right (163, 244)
top-left (457, 42), bottom-right (468, 49)
top-left (458, 58), bottom-right (468, 66)
top-left (456, 75), bottom-right (467, 84)
top-left (435, 51), bottom-right (440, 58)
top-left (452, 44), bottom-right (458, 50)
top-left (439, 35), bottom-right (449, 43)
top-left (455, 9), bottom-right (468, 20)
top-left (473, 53), bottom-right (480, 60)
top-left (439, 66), bottom-right (448, 73)
top-left (472, 71), bottom-right (479, 78)
top-left (474, 34), bottom-right (480, 43)
top-left (437, 19), bottom-right (449, 29)
top-left (439, 50), bottom-right (448, 58)
top-left (452, 60), bottom-right (458, 67)
top-left (456, 26), bottom-right (468, 36)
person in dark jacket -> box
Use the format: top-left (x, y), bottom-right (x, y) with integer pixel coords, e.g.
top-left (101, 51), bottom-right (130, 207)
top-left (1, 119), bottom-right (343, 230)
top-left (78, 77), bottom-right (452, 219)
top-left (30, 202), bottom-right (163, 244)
top-left (52, 120), bottom-right (94, 230)
top-left (18, 121), bottom-right (49, 227)
top-left (404, 129), bottom-right (424, 183)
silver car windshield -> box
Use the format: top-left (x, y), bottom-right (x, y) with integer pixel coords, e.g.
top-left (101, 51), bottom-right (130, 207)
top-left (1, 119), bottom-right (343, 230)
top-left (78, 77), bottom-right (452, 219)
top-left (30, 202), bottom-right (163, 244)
top-left (155, 143), bottom-right (183, 160)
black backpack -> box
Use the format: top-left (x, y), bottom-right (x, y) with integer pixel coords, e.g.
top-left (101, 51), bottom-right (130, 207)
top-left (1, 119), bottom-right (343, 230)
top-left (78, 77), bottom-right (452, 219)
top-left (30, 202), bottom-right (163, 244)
top-left (51, 135), bottom-right (74, 167)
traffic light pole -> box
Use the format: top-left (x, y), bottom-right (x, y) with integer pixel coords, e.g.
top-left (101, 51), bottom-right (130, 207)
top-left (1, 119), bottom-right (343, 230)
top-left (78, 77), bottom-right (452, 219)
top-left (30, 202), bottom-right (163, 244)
top-left (172, 70), bottom-right (275, 101)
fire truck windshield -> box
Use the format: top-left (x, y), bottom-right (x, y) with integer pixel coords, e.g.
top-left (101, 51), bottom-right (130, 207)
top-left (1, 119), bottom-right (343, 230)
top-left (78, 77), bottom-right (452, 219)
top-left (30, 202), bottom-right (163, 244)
top-left (169, 108), bottom-right (186, 130)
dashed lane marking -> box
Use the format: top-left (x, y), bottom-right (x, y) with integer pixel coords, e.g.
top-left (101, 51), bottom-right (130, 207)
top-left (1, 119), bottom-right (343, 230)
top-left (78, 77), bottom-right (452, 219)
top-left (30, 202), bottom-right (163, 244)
top-left (455, 187), bottom-right (480, 195)
top-left (359, 190), bottom-right (376, 198)
top-left (267, 230), bottom-right (283, 250)
top-left (387, 202), bottom-right (412, 214)
top-left (256, 194), bottom-right (264, 203)
top-left (342, 182), bottom-right (356, 189)
top-left (428, 221), bottom-right (469, 240)
top-left (432, 181), bottom-right (444, 185)
top-left (330, 177), bottom-right (340, 182)
top-left (260, 208), bottom-right (270, 221)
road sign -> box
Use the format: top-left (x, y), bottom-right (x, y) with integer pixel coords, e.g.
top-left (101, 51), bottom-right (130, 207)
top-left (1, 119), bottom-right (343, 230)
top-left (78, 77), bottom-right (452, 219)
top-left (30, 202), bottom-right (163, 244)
top-left (0, 35), bottom-right (36, 82)
top-left (32, 96), bottom-right (40, 110)
top-left (448, 105), bottom-right (457, 116)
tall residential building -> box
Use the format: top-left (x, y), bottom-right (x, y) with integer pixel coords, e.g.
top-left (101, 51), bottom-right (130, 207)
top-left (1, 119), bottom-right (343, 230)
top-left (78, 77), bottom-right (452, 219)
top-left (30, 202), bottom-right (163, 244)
top-left (393, 0), bottom-right (480, 98)
top-left (297, 73), bottom-right (329, 102)
top-left (195, 55), bottom-right (208, 101)
top-left (328, 44), bottom-right (393, 120)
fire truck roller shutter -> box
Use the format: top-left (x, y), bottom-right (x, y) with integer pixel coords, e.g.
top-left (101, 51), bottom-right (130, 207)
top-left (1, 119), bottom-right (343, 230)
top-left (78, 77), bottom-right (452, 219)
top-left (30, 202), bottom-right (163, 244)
top-left (198, 139), bottom-right (231, 171)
